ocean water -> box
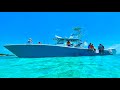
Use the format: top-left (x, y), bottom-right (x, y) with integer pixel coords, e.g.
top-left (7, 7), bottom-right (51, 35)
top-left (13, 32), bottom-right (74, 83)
top-left (0, 55), bottom-right (120, 78)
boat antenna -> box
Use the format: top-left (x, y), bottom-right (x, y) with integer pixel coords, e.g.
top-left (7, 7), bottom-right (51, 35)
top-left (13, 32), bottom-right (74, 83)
top-left (73, 27), bottom-right (81, 39)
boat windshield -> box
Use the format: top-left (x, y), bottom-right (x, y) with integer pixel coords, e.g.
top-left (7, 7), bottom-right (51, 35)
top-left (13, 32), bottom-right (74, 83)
top-left (53, 37), bottom-right (81, 47)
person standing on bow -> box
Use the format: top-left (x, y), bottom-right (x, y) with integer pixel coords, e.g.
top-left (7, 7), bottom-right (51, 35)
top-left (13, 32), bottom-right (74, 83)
top-left (27, 38), bottom-right (32, 44)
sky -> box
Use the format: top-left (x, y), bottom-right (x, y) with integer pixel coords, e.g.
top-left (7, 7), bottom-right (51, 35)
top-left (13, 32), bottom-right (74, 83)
top-left (0, 12), bottom-right (120, 54)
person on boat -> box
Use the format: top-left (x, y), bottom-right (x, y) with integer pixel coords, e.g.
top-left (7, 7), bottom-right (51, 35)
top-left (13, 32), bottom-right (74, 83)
top-left (27, 38), bottom-right (32, 44)
top-left (38, 42), bottom-right (41, 44)
top-left (88, 43), bottom-right (92, 49)
top-left (91, 44), bottom-right (94, 49)
top-left (67, 41), bottom-right (71, 46)
top-left (101, 44), bottom-right (104, 54)
top-left (91, 44), bottom-right (96, 52)
top-left (91, 44), bottom-right (94, 50)
top-left (89, 44), bottom-right (94, 51)
top-left (88, 43), bottom-right (94, 52)
top-left (98, 44), bottom-right (103, 54)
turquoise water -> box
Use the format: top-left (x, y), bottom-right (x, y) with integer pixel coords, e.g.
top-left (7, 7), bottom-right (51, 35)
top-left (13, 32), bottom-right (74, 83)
top-left (0, 55), bottom-right (120, 78)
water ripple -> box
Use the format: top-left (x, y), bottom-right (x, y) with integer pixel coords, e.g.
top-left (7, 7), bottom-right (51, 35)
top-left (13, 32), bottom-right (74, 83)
top-left (0, 55), bottom-right (120, 78)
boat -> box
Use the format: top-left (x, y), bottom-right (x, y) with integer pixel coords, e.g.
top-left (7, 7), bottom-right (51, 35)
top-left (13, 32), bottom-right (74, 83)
top-left (4, 27), bottom-right (116, 58)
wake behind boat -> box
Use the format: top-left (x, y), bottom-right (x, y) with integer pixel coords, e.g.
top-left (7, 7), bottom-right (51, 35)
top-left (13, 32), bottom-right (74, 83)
top-left (4, 27), bottom-right (116, 58)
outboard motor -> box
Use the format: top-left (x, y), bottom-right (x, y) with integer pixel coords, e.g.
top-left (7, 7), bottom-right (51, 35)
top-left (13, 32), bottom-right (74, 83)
top-left (108, 49), bottom-right (116, 55)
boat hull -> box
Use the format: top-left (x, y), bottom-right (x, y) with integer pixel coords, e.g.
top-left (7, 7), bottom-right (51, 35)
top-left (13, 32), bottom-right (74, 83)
top-left (4, 44), bottom-right (116, 58)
